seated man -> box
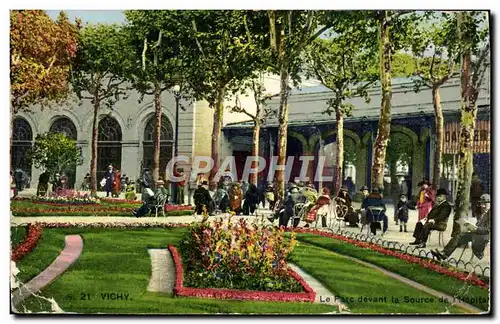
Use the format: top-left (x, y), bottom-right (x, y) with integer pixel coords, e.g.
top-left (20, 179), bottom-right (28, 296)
top-left (193, 181), bottom-right (215, 215)
top-left (410, 188), bottom-right (452, 248)
top-left (355, 185), bottom-right (370, 224)
top-left (361, 187), bottom-right (388, 235)
top-left (432, 194), bottom-right (490, 261)
top-left (133, 187), bottom-right (156, 217)
top-left (279, 185), bottom-right (304, 228)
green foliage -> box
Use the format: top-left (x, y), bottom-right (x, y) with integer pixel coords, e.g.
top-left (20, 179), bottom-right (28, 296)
top-left (124, 10), bottom-right (184, 100)
top-left (173, 10), bottom-right (267, 107)
top-left (386, 132), bottom-right (413, 167)
top-left (344, 137), bottom-right (357, 165)
top-left (392, 52), bottom-right (416, 77)
top-left (71, 23), bottom-right (134, 108)
top-left (27, 132), bottom-right (82, 175)
top-left (180, 217), bottom-right (300, 292)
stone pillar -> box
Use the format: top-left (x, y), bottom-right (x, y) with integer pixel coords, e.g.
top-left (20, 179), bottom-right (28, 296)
top-left (75, 141), bottom-right (90, 189)
top-left (121, 141), bottom-right (140, 182)
top-left (304, 150), bottom-right (315, 183)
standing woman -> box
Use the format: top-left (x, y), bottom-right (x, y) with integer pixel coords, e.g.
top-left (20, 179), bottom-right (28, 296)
top-left (416, 179), bottom-right (434, 221)
top-left (112, 169), bottom-right (121, 198)
top-left (104, 165), bottom-right (114, 198)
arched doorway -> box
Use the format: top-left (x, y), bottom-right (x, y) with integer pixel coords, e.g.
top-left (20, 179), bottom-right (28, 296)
top-left (11, 117), bottom-right (33, 187)
top-left (386, 131), bottom-right (414, 199)
top-left (97, 116), bottom-right (122, 182)
top-left (142, 115), bottom-right (173, 180)
top-left (50, 117), bottom-right (78, 188)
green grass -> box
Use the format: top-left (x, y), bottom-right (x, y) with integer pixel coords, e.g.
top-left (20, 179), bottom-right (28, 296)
top-left (294, 234), bottom-right (489, 311)
top-left (16, 227), bottom-right (335, 314)
top-left (291, 242), bottom-right (469, 314)
top-left (11, 226), bottom-right (27, 247)
top-left (14, 228), bottom-right (66, 283)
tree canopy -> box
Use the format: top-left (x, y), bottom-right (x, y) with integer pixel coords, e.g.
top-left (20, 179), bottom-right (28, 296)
top-left (10, 10), bottom-right (78, 113)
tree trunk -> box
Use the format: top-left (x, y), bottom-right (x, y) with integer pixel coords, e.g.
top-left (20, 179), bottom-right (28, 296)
top-left (90, 97), bottom-right (100, 196)
top-left (454, 14), bottom-right (477, 221)
top-left (250, 121), bottom-right (260, 186)
top-left (210, 91), bottom-right (224, 181)
top-left (334, 107), bottom-right (344, 196)
top-left (432, 85), bottom-right (444, 189)
top-left (371, 11), bottom-right (392, 190)
top-left (152, 81), bottom-right (162, 188)
top-left (275, 61), bottom-right (289, 202)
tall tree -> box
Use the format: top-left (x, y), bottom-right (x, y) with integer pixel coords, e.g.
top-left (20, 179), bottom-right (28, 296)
top-left (10, 10), bottom-right (78, 145)
top-left (454, 11), bottom-right (489, 222)
top-left (268, 10), bottom-right (333, 200)
top-left (124, 11), bottom-right (183, 186)
top-left (305, 15), bottom-right (378, 195)
top-left (71, 24), bottom-right (134, 195)
top-left (409, 12), bottom-right (461, 189)
top-left (370, 10), bottom-right (413, 190)
top-left (175, 10), bottom-right (266, 180)
top-left (230, 73), bottom-right (278, 185)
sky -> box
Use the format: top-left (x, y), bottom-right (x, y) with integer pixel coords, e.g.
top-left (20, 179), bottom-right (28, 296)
top-left (46, 10), bottom-right (126, 24)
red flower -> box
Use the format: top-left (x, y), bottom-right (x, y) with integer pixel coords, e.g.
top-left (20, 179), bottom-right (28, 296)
top-left (11, 224), bottom-right (42, 262)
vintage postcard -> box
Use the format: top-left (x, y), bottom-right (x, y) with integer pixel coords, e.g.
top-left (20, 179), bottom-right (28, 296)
top-left (9, 8), bottom-right (491, 315)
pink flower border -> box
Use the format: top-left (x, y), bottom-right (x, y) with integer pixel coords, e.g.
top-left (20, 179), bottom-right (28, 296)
top-left (289, 228), bottom-right (489, 290)
top-left (168, 245), bottom-right (316, 303)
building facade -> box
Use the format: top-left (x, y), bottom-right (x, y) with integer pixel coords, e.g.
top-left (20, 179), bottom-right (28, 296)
top-left (223, 73), bottom-right (491, 199)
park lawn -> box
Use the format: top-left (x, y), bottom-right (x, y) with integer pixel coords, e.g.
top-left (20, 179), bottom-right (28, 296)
top-left (11, 226), bottom-right (27, 248)
top-left (294, 233), bottom-right (489, 311)
top-left (16, 227), bottom-right (335, 314)
top-left (13, 227), bottom-right (66, 283)
top-left (290, 242), bottom-right (469, 314)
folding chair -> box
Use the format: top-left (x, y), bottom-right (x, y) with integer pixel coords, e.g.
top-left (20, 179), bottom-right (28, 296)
top-left (365, 206), bottom-right (385, 236)
top-left (292, 203), bottom-right (306, 227)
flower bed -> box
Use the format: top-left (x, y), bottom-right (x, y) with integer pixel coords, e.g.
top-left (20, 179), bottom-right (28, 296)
top-left (11, 202), bottom-right (194, 217)
top-left (291, 228), bottom-right (489, 290)
top-left (11, 224), bottom-right (43, 262)
top-left (29, 222), bottom-right (193, 229)
top-left (169, 245), bottom-right (315, 302)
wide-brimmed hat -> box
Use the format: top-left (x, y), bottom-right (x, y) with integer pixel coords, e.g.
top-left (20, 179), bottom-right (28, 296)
top-left (480, 194), bottom-right (490, 203)
top-left (371, 187), bottom-right (380, 193)
top-left (360, 185), bottom-right (369, 191)
top-left (201, 181), bottom-right (209, 186)
top-left (436, 188), bottom-right (449, 196)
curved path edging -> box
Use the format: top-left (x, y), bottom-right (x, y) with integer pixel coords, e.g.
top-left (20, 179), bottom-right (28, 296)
top-left (147, 249), bottom-right (175, 293)
top-left (334, 251), bottom-right (485, 314)
top-left (11, 235), bottom-right (83, 308)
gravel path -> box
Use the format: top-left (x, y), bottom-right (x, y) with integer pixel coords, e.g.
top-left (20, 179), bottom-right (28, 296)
top-left (147, 249), bottom-right (175, 294)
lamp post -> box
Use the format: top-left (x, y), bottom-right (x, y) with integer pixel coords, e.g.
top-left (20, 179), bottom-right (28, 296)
top-left (172, 84), bottom-right (181, 204)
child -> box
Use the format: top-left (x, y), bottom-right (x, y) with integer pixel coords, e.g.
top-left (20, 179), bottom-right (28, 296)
top-left (397, 194), bottom-right (410, 232)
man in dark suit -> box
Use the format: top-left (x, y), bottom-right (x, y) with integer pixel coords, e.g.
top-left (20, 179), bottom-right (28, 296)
top-left (193, 181), bottom-right (215, 215)
top-left (410, 188), bottom-right (452, 248)
top-left (432, 193), bottom-right (490, 261)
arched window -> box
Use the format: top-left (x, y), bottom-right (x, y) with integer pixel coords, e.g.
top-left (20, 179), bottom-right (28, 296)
top-left (142, 115), bottom-right (173, 180)
top-left (97, 116), bottom-right (122, 181)
top-left (50, 117), bottom-right (78, 188)
top-left (11, 117), bottom-right (33, 178)
top-left (50, 117), bottom-right (78, 141)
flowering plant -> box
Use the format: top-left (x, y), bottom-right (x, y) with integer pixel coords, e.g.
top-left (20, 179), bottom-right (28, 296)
top-left (11, 224), bottom-right (42, 262)
top-left (180, 216), bottom-right (299, 292)
top-left (170, 245), bottom-right (315, 302)
top-left (33, 195), bottom-right (100, 205)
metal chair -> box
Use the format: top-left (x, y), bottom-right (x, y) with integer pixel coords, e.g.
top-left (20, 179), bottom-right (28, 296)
top-left (153, 194), bottom-right (168, 217)
top-left (333, 198), bottom-right (348, 231)
top-left (428, 230), bottom-right (445, 247)
top-left (364, 206), bottom-right (386, 236)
